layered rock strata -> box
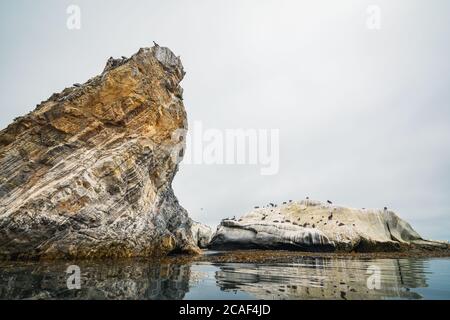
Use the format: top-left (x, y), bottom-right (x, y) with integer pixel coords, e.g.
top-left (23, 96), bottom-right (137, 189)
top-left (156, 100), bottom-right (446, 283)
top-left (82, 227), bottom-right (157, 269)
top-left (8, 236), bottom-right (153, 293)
top-left (0, 45), bottom-right (199, 260)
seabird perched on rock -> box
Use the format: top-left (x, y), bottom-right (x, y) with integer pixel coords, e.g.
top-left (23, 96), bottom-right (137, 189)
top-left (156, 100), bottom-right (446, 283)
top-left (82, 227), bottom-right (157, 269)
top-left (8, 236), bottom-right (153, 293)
top-left (121, 56), bottom-right (127, 60)
top-left (327, 200), bottom-right (333, 205)
top-left (153, 41), bottom-right (159, 47)
top-left (73, 83), bottom-right (81, 87)
top-left (384, 207), bottom-right (388, 211)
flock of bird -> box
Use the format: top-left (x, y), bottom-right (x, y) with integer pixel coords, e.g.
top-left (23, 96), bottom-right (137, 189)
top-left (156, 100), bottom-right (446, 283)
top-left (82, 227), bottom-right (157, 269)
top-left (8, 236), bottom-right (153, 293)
top-left (222, 196), bottom-right (389, 227)
top-left (253, 197), bottom-right (334, 210)
top-left (252, 197), bottom-right (388, 212)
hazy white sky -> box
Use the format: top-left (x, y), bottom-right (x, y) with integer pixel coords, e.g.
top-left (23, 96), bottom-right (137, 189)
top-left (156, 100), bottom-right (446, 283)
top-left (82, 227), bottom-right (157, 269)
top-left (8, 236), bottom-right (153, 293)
top-left (1, 0), bottom-right (449, 240)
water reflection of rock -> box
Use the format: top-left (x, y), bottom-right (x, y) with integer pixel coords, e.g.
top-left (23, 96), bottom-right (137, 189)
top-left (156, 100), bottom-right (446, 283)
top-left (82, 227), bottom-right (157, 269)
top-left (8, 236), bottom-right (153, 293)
top-left (0, 261), bottom-right (190, 300)
top-left (214, 257), bottom-right (427, 299)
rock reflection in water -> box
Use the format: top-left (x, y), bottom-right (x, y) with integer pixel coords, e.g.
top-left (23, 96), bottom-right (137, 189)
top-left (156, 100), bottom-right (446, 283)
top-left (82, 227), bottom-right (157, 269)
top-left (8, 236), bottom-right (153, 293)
top-left (0, 261), bottom-right (190, 300)
top-left (214, 257), bottom-right (426, 299)
top-left (0, 256), bottom-right (442, 300)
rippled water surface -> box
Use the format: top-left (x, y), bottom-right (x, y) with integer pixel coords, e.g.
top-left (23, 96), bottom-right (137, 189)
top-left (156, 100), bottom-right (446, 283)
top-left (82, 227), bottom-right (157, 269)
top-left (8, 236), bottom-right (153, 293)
top-left (1, 255), bottom-right (449, 300)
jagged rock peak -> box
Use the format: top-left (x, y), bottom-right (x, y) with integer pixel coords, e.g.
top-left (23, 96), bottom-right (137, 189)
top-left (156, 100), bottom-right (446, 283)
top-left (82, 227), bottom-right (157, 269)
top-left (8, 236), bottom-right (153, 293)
top-left (0, 44), bottom-right (198, 260)
top-left (102, 45), bottom-right (184, 75)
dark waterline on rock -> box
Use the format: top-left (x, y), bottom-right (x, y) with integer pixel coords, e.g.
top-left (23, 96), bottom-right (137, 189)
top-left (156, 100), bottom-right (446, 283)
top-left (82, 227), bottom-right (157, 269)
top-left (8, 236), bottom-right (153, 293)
top-left (1, 255), bottom-right (449, 300)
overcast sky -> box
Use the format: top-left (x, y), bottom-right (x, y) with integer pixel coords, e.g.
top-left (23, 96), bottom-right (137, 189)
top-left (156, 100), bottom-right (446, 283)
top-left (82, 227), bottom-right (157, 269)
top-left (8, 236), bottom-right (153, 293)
top-left (1, 0), bottom-right (449, 240)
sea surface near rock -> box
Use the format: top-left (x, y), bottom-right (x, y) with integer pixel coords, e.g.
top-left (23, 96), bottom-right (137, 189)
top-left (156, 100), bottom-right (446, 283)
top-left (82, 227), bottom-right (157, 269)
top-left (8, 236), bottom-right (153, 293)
top-left (2, 254), bottom-right (450, 299)
top-left (0, 45), bottom-right (199, 260)
top-left (209, 200), bottom-right (449, 252)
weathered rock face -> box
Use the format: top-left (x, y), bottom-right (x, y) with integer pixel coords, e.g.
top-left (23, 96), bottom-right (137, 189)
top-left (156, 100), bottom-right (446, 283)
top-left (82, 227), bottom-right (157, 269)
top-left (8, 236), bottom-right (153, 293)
top-left (191, 222), bottom-right (213, 248)
top-left (209, 200), bottom-right (449, 252)
top-left (0, 45), bottom-right (200, 260)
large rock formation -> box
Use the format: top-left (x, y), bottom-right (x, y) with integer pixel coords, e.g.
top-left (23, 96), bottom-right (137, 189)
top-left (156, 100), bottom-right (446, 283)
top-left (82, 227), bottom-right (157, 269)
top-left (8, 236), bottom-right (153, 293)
top-left (191, 221), bottom-right (213, 248)
top-left (209, 200), bottom-right (449, 252)
top-left (0, 45), bottom-right (200, 260)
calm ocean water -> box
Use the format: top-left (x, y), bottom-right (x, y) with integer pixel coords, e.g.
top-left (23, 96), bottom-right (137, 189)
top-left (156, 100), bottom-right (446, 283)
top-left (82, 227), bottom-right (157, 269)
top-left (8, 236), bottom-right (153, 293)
top-left (1, 255), bottom-right (449, 300)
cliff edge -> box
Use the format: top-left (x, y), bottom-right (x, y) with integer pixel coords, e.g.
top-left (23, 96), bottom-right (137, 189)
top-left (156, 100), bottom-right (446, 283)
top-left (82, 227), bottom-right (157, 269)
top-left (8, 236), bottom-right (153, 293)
top-left (0, 45), bottom-right (199, 260)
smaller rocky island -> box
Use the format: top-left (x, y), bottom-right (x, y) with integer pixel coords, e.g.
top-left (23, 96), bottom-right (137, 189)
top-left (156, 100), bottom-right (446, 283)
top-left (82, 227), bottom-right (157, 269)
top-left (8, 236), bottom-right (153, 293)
top-left (208, 200), bottom-right (449, 254)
